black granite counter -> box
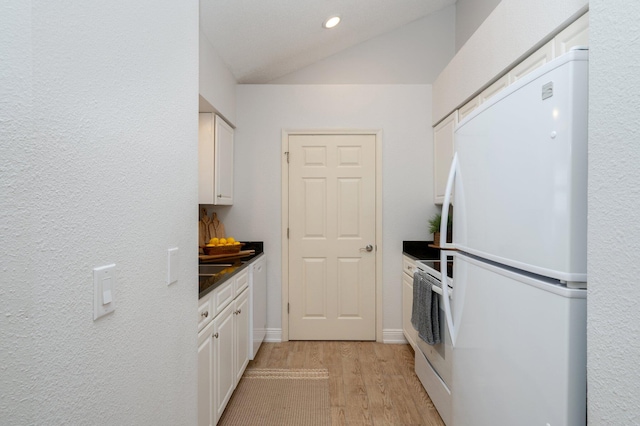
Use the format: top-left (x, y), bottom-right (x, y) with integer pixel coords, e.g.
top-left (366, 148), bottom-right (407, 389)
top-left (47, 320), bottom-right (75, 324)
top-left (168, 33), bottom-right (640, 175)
top-left (402, 240), bottom-right (440, 260)
top-left (198, 241), bottom-right (264, 299)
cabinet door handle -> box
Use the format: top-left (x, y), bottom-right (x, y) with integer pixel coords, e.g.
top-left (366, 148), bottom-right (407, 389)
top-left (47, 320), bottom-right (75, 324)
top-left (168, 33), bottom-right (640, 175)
top-left (237, 309), bottom-right (241, 314)
top-left (213, 333), bottom-right (219, 339)
top-left (201, 311), bottom-right (209, 318)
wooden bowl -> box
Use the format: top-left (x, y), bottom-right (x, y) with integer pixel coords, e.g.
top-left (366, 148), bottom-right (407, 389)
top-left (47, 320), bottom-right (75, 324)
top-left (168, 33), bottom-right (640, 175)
top-left (203, 244), bottom-right (242, 255)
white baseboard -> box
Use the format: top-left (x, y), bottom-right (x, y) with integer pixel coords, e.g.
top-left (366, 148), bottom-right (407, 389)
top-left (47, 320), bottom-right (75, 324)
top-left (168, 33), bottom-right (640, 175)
top-left (262, 328), bottom-right (407, 344)
top-left (382, 329), bottom-right (408, 344)
top-left (264, 328), bottom-right (283, 342)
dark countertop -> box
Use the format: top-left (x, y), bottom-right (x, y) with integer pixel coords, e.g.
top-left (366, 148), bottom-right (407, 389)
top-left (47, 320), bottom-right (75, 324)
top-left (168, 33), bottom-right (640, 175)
top-left (402, 240), bottom-right (441, 260)
top-left (199, 241), bottom-right (264, 299)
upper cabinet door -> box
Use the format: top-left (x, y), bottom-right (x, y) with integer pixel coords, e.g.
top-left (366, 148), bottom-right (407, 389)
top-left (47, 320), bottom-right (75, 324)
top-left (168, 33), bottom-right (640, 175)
top-left (433, 111), bottom-right (458, 205)
top-left (198, 113), bottom-right (215, 205)
top-left (458, 95), bottom-right (480, 122)
top-left (554, 12), bottom-right (589, 56)
top-left (198, 113), bottom-right (234, 205)
top-left (509, 40), bottom-right (554, 84)
top-left (214, 115), bottom-right (234, 205)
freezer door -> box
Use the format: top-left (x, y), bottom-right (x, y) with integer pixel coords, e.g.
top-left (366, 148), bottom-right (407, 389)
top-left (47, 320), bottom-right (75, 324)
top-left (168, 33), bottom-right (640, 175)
top-left (453, 50), bottom-right (588, 283)
top-left (451, 253), bottom-right (586, 426)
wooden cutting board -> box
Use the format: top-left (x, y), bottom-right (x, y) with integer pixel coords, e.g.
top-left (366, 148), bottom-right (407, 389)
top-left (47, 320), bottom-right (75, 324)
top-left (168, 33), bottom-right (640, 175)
top-left (199, 250), bottom-right (255, 263)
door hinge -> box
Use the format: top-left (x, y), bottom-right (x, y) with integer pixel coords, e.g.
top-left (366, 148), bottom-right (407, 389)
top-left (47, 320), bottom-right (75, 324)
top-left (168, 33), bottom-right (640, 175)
top-left (284, 151), bottom-right (289, 163)
top-left (287, 228), bottom-right (289, 239)
top-left (287, 303), bottom-right (290, 314)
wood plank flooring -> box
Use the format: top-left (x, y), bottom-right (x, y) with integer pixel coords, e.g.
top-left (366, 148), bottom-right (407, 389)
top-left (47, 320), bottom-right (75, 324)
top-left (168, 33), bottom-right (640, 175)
top-left (247, 341), bottom-right (445, 426)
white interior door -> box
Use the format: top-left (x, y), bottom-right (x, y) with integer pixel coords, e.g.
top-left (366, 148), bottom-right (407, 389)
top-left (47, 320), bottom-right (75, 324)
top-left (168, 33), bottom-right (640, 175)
top-left (288, 134), bottom-right (376, 340)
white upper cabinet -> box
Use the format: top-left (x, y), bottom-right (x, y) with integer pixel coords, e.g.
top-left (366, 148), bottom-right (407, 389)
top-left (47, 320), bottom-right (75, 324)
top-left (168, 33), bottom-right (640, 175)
top-left (479, 75), bottom-right (509, 104)
top-left (509, 40), bottom-right (554, 84)
top-left (199, 113), bottom-right (234, 205)
top-left (554, 12), bottom-right (589, 56)
top-left (214, 116), bottom-right (234, 205)
top-left (433, 111), bottom-right (457, 205)
top-left (458, 95), bottom-right (480, 122)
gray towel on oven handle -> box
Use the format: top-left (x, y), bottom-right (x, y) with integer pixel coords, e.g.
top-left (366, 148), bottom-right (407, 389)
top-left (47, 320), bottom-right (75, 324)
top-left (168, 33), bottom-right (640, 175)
top-left (411, 270), bottom-right (442, 345)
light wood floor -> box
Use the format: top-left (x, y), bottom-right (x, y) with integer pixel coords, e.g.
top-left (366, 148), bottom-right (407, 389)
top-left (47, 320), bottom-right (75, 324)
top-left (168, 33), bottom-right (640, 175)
top-left (247, 341), bottom-right (445, 426)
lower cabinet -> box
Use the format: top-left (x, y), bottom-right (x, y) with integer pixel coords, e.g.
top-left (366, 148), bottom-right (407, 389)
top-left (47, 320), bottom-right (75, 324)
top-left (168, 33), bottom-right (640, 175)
top-left (213, 301), bottom-right (235, 423)
top-left (198, 320), bottom-right (215, 426)
top-left (402, 255), bottom-right (418, 351)
top-left (233, 289), bottom-right (250, 384)
top-left (198, 276), bottom-right (250, 425)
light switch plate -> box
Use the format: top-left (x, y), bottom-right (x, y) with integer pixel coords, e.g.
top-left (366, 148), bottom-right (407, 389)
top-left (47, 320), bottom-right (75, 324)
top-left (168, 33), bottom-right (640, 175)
top-left (94, 264), bottom-right (116, 320)
top-left (168, 247), bottom-right (179, 285)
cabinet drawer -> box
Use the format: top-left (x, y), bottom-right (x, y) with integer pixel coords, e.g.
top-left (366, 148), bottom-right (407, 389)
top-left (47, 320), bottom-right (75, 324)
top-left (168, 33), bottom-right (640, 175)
top-left (198, 295), bottom-right (213, 331)
top-left (402, 256), bottom-right (417, 277)
top-left (213, 279), bottom-right (234, 316)
top-left (234, 269), bottom-right (249, 296)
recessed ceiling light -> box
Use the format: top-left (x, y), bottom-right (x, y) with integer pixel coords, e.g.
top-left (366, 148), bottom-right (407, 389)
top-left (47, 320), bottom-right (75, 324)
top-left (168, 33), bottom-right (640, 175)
top-left (323, 16), bottom-right (341, 29)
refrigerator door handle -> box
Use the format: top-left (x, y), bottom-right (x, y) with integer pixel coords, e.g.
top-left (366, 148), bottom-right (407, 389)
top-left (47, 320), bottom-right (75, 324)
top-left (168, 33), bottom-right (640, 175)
top-left (439, 152), bottom-right (457, 250)
top-left (440, 153), bottom-right (458, 344)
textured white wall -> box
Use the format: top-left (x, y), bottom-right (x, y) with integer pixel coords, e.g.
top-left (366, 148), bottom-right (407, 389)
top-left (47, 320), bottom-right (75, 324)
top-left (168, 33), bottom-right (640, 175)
top-left (433, 0), bottom-right (588, 124)
top-left (269, 6), bottom-right (455, 84)
top-left (454, 0), bottom-right (501, 52)
top-left (0, 2), bottom-right (199, 424)
top-left (588, 1), bottom-right (640, 423)
top-left (199, 30), bottom-right (238, 124)
top-left (230, 85), bottom-right (438, 334)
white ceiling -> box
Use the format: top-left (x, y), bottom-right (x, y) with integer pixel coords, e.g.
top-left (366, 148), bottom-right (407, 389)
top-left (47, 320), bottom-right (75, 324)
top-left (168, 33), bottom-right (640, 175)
top-left (200, 0), bottom-right (457, 84)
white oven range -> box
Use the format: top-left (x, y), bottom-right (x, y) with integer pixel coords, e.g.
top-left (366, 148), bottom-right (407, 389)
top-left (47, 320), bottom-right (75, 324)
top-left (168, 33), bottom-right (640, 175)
top-left (414, 258), bottom-right (453, 425)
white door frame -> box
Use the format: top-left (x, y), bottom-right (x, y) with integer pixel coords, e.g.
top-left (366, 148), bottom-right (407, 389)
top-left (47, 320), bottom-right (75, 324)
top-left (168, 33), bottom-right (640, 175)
top-left (281, 129), bottom-right (383, 342)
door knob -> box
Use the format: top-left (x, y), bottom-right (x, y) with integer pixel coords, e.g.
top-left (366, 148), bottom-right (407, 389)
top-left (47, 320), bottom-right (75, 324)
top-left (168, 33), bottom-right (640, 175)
top-left (360, 244), bottom-right (373, 252)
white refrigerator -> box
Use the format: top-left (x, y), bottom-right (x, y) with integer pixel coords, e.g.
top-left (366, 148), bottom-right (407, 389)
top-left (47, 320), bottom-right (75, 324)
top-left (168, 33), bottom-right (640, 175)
top-left (439, 49), bottom-right (588, 426)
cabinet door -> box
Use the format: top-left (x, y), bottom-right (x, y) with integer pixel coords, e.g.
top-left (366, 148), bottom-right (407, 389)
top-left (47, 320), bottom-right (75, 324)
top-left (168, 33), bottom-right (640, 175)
top-left (213, 302), bottom-right (235, 423)
top-left (554, 12), bottom-right (589, 56)
top-left (433, 111), bottom-right (458, 204)
top-left (479, 74), bottom-right (509, 104)
top-left (250, 256), bottom-right (267, 360)
top-left (198, 113), bottom-right (215, 205)
top-left (509, 41), bottom-right (554, 84)
top-left (198, 320), bottom-right (215, 426)
top-left (234, 288), bottom-right (250, 385)
top-left (458, 95), bottom-right (480, 122)
top-left (402, 271), bottom-right (418, 351)
top-left (214, 116), bottom-right (234, 205)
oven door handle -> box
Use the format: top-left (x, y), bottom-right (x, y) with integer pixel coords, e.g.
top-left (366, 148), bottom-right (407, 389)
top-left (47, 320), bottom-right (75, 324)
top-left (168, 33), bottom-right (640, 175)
top-left (430, 284), bottom-right (452, 298)
top-left (440, 153), bottom-right (457, 345)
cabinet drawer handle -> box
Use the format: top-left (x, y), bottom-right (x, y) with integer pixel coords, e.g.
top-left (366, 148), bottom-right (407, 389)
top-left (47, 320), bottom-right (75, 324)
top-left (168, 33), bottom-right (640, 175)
top-left (201, 311), bottom-right (209, 318)
top-left (214, 333), bottom-right (219, 339)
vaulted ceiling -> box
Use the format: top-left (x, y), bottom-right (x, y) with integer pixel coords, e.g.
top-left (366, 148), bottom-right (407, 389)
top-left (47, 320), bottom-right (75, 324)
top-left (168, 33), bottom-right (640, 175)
top-left (200, 0), bottom-right (457, 83)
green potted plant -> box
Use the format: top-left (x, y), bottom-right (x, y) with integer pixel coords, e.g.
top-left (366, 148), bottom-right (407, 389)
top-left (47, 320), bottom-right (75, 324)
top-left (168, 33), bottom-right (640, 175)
top-left (429, 212), bottom-right (453, 245)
